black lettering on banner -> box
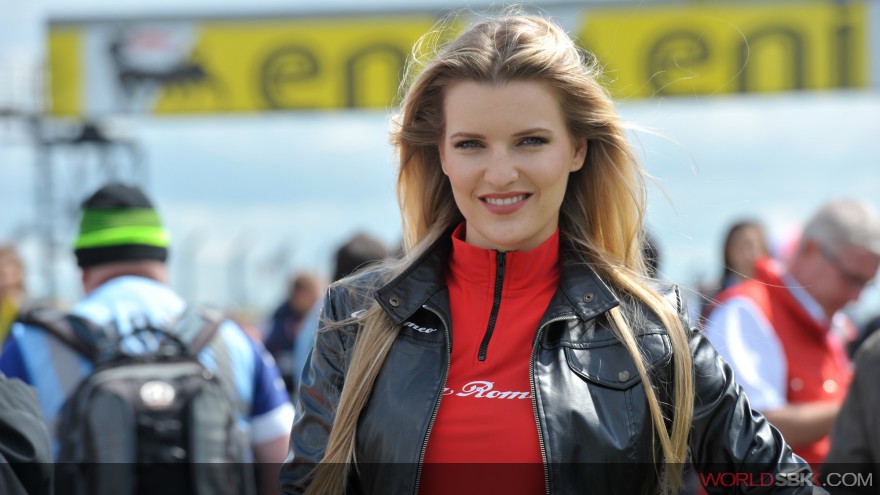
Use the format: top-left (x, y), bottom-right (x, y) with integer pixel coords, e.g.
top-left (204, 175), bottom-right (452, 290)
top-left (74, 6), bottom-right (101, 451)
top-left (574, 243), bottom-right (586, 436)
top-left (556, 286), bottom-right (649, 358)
top-left (834, 5), bottom-right (854, 88)
top-left (736, 26), bottom-right (804, 93)
top-left (260, 45), bottom-right (321, 109)
top-left (344, 43), bottom-right (407, 108)
top-left (835, 22), bottom-right (853, 87)
top-left (646, 30), bottom-right (711, 96)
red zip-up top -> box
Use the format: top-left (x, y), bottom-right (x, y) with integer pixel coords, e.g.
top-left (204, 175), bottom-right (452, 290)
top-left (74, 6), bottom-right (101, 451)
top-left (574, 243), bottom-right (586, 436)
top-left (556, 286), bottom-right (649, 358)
top-left (420, 223), bottom-right (559, 494)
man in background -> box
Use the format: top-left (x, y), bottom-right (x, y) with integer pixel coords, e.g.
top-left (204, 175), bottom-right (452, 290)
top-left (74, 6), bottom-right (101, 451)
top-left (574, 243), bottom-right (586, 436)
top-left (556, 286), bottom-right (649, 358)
top-left (263, 272), bottom-right (323, 394)
top-left (705, 198), bottom-right (880, 468)
top-left (292, 233), bottom-right (389, 390)
top-left (0, 182), bottom-right (293, 494)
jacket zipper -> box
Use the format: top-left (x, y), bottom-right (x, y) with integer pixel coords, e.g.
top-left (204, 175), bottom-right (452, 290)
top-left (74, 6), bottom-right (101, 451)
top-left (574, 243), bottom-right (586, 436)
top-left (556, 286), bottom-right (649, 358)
top-left (413, 303), bottom-right (452, 495)
top-left (478, 251), bottom-right (506, 361)
top-left (531, 314), bottom-right (579, 495)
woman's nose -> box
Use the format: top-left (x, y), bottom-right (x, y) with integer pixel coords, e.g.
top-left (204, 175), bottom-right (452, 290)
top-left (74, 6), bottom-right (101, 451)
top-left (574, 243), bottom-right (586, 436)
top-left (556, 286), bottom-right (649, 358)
top-left (483, 150), bottom-right (518, 186)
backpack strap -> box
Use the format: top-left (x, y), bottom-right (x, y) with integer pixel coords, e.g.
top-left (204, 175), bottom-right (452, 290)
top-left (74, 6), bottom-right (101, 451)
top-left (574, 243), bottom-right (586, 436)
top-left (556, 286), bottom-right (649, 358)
top-left (68, 316), bottom-right (123, 365)
top-left (14, 306), bottom-right (106, 363)
top-left (171, 305), bottom-right (224, 356)
top-left (187, 306), bottom-right (239, 400)
top-left (184, 307), bottom-right (248, 421)
top-left (16, 304), bottom-right (224, 365)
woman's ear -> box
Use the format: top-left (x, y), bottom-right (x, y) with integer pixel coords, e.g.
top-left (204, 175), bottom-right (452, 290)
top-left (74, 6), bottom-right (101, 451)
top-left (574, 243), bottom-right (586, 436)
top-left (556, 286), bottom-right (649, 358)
top-left (570, 138), bottom-right (587, 172)
top-left (438, 142), bottom-right (450, 176)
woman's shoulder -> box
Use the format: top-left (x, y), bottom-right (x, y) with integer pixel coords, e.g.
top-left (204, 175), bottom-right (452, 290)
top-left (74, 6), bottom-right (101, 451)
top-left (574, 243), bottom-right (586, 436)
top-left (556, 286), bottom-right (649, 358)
top-left (624, 279), bottom-right (694, 333)
top-left (323, 266), bottom-right (393, 321)
top-left (645, 279), bottom-right (687, 314)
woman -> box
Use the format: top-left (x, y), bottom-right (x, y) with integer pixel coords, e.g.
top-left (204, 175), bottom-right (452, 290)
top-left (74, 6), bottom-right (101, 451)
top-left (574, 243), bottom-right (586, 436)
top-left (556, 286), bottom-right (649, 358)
top-left (281, 12), bottom-right (818, 495)
top-left (0, 245), bottom-right (26, 348)
top-left (718, 220), bottom-right (770, 291)
top-left (700, 220), bottom-right (770, 322)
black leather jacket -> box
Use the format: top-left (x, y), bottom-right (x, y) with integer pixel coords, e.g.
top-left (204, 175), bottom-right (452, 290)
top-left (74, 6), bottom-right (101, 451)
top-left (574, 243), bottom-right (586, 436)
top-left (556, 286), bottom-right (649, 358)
top-left (281, 234), bottom-right (822, 494)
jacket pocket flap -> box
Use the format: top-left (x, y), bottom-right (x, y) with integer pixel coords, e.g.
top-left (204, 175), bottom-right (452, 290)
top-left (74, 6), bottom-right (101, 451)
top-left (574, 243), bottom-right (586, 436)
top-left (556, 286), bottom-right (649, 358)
top-left (563, 332), bottom-right (671, 390)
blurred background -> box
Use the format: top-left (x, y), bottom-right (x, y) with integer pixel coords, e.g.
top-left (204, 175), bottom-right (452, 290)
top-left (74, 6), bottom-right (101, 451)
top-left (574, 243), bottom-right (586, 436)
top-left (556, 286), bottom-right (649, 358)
top-left (1, 0), bottom-right (879, 328)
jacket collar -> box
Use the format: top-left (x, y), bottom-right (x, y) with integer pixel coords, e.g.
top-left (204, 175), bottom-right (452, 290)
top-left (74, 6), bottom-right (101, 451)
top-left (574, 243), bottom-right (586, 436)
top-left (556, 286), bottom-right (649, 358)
top-left (376, 228), bottom-right (619, 324)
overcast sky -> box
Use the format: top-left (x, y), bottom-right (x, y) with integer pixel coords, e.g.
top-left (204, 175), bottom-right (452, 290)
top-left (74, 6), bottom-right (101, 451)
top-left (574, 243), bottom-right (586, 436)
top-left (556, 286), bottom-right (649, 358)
top-left (2, 0), bottom-right (880, 322)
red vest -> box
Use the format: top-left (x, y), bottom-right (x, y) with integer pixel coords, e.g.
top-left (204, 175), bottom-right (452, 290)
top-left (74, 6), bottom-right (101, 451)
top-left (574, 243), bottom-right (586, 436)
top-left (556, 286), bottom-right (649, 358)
top-left (717, 258), bottom-right (852, 467)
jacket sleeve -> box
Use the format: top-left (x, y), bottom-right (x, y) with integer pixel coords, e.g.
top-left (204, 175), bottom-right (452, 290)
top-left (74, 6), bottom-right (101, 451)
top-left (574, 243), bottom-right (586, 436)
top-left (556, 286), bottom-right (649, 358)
top-left (0, 374), bottom-right (53, 495)
top-left (679, 287), bottom-right (827, 494)
top-left (279, 287), bottom-right (356, 494)
top-left (821, 332), bottom-right (880, 494)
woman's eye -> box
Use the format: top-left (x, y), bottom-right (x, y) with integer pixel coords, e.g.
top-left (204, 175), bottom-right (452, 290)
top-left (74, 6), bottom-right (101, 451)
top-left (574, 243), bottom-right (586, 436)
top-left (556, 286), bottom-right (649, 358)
top-left (520, 136), bottom-right (548, 146)
top-left (453, 140), bottom-right (482, 149)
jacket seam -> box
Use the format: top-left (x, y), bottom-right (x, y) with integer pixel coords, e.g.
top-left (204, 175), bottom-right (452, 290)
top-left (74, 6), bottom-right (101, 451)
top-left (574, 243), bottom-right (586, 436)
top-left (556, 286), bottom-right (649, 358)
top-left (554, 329), bottom-right (668, 349)
top-left (397, 333), bottom-right (444, 348)
top-left (625, 386), bottom-right (637, 459)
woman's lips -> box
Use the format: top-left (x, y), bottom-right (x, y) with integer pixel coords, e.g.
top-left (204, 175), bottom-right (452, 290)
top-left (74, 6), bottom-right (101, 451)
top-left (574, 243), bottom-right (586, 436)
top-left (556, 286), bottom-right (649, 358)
top-left (480, 193), bottom-right (531, 213)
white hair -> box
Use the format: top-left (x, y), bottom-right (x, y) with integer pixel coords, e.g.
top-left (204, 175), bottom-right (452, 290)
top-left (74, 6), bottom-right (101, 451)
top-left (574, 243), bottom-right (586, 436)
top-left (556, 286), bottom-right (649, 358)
top-left (801, 198), bottom-right (880, 256)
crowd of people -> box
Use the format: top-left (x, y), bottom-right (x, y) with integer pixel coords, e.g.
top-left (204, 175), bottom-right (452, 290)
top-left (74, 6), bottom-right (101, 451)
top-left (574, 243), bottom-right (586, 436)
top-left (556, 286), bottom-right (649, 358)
top-left (1, 9), bottom-right (880, 495)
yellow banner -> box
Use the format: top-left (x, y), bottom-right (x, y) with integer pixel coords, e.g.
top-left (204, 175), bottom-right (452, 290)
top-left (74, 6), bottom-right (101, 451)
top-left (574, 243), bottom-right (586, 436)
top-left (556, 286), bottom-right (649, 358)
top-left (47, 2), bottom-right (870, 116)
top-left (48, 28), bottom-right (83, 116)
top-left (154, 15), bottom-right (441, 113)
top-left (48, 14), bottom-right (444, 116)
top-left (579, 2), bottom-right (867, 98)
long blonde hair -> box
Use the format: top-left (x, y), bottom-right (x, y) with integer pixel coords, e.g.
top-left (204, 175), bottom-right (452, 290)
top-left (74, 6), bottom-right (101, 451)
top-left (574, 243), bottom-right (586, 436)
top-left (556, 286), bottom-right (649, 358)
top-left (307, 12), bottom-right (694, 494)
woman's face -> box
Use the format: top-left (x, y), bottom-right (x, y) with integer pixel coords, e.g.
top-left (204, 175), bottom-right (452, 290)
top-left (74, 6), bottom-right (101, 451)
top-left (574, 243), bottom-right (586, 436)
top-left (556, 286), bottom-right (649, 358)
top-left (0, 255), bottom-right (22, 297)
top-left (727, 225), bottom-right (767, 278)
top-left (438, 80), bottom-right (586, 252)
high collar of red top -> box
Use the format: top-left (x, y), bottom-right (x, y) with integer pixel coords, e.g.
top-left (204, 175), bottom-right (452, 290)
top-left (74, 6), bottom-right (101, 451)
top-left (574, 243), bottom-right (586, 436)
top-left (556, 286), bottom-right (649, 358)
top-left (448, 222), bottom-right (560, 294)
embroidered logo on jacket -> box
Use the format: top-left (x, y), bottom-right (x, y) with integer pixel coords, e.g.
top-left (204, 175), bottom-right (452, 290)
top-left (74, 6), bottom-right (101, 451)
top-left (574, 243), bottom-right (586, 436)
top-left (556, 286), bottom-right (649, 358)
top-left (403, 321), bottom-right (438, 334)
top-left (442, 381), bottom-right (531, 399)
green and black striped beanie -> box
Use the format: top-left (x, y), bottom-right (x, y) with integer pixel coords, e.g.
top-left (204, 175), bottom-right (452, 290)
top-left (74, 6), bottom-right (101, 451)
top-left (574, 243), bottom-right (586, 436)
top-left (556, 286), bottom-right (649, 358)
top-left (73, 183), bottom-right (170, 268)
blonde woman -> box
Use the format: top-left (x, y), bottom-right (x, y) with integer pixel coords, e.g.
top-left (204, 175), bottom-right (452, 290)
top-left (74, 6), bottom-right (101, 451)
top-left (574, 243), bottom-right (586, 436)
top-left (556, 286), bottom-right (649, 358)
top-left (0, 245), bottom-right (26, 347)
top-left (281, 12), bottom-right (819, 495)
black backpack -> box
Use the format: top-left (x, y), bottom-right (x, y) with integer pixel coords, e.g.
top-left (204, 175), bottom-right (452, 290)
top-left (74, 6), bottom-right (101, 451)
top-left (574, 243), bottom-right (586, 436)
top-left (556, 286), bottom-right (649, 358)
top-left (18, 306), bottom-right (256, 495)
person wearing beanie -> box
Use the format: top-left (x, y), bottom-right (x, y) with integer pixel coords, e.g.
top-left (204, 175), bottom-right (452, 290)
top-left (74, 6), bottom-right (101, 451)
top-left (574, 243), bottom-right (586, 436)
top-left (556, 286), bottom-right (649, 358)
top-left (74, 182), bottom-right (170, 268)
top-left (0, 182), bottom-right (293, 495)
top-left (72, 182), bottom-right (172, 294)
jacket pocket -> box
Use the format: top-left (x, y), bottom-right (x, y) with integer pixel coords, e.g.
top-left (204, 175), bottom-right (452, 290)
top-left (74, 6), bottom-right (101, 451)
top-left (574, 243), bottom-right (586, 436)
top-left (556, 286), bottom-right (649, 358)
top-left (563, 331), bottom-right (671, 390)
